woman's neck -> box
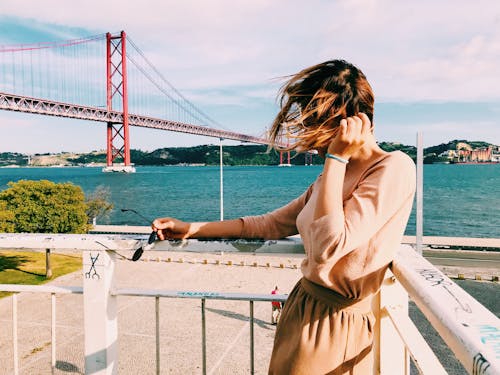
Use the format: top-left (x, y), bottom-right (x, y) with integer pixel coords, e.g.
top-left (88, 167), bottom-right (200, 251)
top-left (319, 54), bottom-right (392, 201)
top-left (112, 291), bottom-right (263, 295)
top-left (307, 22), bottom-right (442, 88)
top-left (347, 137), bottom-right (387, 166)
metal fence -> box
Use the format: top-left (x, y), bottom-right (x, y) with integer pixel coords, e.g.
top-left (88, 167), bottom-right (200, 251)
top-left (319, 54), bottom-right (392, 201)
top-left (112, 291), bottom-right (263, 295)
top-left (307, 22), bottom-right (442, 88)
top-left (0, 233), bottom-right (498, 374)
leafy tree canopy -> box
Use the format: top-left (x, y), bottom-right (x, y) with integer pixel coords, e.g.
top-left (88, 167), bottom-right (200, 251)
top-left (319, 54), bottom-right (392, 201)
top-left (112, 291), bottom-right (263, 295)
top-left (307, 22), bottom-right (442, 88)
top-left (0, 180), bottom-right (89, 233)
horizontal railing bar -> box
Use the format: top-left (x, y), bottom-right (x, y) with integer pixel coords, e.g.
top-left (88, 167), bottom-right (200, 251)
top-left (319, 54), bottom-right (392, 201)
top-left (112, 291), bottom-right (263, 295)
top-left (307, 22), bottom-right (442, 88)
top-left (0, 233), bottom-right (304, 253)
top-left (3, 233), bottom-right (500, 255)
top-left (391, 245), bottom-right (500, 375)
top-left (112, 288), bottom-right (288, 302)
top-left (0, 284), bottom-right (286, 302)
top-left (0, 233), bottom-right (141, 251)
top-left (0, 284), bottom-right (83, 294)
top-left (92, 225), bottom-right (500, 249)
top-left (383, 306), bottom-right (447, 375)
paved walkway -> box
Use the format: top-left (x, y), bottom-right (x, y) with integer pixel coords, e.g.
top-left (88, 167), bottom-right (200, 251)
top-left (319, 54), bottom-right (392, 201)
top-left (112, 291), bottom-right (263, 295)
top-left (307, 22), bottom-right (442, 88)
top-left (0, 251), bottom-right (498, 374)
top-left (0, 252), bottom-right (303, 374)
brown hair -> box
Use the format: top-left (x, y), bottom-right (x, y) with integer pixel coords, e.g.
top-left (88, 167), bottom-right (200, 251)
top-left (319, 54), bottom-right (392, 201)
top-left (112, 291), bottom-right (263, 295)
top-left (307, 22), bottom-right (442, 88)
top-left (269, 60), bottom-right (374, 151)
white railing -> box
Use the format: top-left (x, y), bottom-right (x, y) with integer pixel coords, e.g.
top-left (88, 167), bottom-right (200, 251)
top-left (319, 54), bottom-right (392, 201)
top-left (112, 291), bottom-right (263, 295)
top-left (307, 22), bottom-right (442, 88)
top-left (0, 282), bottom-right (283, 375)
top-left (0, 233), bottom-right (498, 375)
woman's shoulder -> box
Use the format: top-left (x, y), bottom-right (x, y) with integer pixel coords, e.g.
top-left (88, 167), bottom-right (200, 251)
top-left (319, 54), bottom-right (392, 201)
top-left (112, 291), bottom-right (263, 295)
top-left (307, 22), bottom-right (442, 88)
top-left (366, 150), bottom-right (416, 179)
top-left (383, 150), bottom-right (415, 168)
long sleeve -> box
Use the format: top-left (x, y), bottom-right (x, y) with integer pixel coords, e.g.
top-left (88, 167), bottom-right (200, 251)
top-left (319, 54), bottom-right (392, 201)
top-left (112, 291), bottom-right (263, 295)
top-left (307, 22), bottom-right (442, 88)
top-left (240, 183), bottom-right (314, 239)
top-left (307, 152), bottom-right (416, 263)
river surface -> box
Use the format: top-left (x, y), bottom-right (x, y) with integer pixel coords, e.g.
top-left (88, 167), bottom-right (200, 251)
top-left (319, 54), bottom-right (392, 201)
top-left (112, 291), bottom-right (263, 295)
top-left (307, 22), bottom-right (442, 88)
top-left (1, 163), bottom-right (499, 238)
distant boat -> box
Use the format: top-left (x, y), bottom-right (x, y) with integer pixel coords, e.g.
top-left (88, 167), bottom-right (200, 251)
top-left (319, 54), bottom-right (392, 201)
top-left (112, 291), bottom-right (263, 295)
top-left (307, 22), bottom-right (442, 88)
top-left (278, 163), bottom-right (292, 167)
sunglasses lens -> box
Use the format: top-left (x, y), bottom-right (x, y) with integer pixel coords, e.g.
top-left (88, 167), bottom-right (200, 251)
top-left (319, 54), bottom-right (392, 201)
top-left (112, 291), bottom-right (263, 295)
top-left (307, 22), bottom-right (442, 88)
top-left (148, 231), bottom-right (157, 245)
top-left (132, 248), bottom-right (144, 261)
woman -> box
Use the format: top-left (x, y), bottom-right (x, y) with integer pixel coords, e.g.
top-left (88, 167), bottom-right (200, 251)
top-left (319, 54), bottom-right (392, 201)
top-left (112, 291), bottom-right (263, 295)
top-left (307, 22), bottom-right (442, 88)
top-left (153, 60), bottom-right (416, 374)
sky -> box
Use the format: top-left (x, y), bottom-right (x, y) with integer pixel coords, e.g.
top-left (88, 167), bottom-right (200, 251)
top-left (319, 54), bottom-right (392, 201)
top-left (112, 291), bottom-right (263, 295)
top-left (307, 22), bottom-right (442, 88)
top-left (0, 0), bottom-right (499, 153)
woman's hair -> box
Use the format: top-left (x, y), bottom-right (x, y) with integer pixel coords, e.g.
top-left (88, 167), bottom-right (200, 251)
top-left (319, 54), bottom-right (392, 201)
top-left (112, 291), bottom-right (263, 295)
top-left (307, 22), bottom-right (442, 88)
top-left (269, 60), bottom-right (374, 152)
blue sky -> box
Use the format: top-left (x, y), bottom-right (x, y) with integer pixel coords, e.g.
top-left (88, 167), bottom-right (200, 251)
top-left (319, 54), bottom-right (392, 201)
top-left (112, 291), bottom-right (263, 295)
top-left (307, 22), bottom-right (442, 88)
top-left (0, 0), bottom-right (499, 153)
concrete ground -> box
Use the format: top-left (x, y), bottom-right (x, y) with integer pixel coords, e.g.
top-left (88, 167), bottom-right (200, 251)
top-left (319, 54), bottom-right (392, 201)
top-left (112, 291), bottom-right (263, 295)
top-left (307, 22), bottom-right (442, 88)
top-left (0, 250), bottom-right (498, 375)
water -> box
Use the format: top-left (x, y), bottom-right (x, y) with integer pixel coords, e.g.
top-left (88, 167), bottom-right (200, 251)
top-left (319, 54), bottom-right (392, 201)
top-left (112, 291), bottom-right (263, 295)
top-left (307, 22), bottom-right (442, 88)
top-left (0, 164), bottom-right (499, 238)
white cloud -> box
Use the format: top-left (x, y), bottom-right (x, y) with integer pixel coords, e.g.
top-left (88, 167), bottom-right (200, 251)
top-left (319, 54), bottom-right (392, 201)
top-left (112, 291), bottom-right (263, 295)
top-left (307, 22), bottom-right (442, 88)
top-left (0, 1), bottom-right (499, 152)
top-left (1, 0), bottom-right (497, 102)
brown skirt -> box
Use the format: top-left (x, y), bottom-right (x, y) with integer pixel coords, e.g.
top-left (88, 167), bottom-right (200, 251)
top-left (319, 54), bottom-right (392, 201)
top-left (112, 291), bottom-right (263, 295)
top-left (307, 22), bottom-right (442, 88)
top-left (268, 278), bottom-right (375, 375)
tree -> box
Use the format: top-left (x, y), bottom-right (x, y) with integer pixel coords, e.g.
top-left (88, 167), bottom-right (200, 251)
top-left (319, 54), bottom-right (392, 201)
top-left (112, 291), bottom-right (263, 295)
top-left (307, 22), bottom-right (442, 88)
top-left (0, 180), bottom-right (91, 279)
top-left (0, 200), bottom-right (15, 232)
top-left (0, 180), bottom-right (89, 233)
top-left (85, 185), bottom-right (114, 225)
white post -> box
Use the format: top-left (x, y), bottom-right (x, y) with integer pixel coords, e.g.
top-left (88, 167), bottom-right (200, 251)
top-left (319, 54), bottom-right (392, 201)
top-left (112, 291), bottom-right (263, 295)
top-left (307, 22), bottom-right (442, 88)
top-left (83, 250), bottom-right (117, 374)
top-left (219, 138), bottom-right (224, 221)
top-left (373, 271), bottom-right (409, 375)
top-left (416, 132), bottom-right (424, 254)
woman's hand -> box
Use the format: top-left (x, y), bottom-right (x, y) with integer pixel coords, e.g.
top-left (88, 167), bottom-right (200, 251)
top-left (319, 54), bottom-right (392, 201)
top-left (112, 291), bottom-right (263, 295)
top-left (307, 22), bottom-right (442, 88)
top-left (152, 217), bottom-right (192, 240)
top-left (327, 113), bottom-right (372, 160)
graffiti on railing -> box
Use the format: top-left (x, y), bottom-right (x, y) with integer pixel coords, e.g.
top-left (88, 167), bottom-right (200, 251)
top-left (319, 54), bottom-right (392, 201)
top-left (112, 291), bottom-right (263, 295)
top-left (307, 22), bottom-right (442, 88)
top-left (85, 253), bottom-right (100, 280)
top-left (472, 352), bottom-right (491, 375)
top-left (417, 268), bottom-right (452, 287)
top-left (416, 268), bottom-right (472, 313)
top-left (476, 324), bottom-right (500, 359)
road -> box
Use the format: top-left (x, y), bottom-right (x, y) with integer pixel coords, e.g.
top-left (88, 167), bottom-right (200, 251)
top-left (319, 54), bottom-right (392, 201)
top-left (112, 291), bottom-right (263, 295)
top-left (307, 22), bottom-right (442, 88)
top-left (423, 248), bottom-right (500, 269)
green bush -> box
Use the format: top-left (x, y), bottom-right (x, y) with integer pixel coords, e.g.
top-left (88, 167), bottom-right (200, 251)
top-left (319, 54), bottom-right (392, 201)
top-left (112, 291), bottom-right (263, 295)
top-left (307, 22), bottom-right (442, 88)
top-left (0, 201), bottom-right (15, 232)
top-left (0, 180), bottom-right (89, 233)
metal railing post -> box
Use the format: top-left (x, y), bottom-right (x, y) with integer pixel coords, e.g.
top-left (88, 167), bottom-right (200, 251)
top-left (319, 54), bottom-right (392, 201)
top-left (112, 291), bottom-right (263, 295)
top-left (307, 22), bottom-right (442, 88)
top-left (219, 138), bottom-right (224, 221)
top-left (155, 296), bottom-right (160, 375)
top-left (83, 250), bottom-right (117, 374)
top-left (51, 293), bottom-right (56, 375)
top-left (201, 298), bottom-right (207, 375)
top-left (416, 131), bottom-right (424, 254)
top-left (249, 300), bottom-right (255, 375)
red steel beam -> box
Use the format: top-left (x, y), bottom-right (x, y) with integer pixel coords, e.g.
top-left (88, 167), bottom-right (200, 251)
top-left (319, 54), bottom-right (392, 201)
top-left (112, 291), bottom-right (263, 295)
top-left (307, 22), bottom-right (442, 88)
top-left (0, 92), bottom-right (275, 146)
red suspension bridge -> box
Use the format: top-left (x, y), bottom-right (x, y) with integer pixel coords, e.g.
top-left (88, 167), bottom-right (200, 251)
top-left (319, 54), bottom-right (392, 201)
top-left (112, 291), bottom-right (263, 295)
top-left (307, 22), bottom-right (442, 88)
top-left (0, 31), bottom-right (289, 172)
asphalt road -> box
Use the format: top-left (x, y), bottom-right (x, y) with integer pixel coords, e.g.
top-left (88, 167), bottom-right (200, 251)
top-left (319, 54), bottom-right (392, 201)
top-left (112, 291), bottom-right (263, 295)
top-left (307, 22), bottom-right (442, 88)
top-left (424, 248), bottom-right (500, 268)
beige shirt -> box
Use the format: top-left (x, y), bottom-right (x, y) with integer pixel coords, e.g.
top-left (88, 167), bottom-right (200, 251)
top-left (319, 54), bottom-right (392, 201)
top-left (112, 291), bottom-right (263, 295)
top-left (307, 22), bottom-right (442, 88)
top-left (241, 151), bottom-right (416, 299)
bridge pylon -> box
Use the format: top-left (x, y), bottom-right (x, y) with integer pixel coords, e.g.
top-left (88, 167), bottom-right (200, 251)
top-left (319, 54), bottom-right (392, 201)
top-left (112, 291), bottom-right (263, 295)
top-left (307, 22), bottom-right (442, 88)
top-left (103, 31), bottom-right (135, 173)
top-left (278, 134), bottom-right (292, 167)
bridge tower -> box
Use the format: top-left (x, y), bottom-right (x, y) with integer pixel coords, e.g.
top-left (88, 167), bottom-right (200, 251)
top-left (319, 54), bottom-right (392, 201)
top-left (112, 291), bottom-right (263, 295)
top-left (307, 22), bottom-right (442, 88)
top-left (103, 31), bottom-right (135, 173)
top-left (278, 135), bottom-right (292, 167)
top-left (279, 150), bottom-right (291, 167)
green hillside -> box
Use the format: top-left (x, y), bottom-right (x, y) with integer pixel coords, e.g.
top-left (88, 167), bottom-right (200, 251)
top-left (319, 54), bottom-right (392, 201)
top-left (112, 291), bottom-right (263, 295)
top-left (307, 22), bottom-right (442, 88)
top-left (1, 140), bottom-right (496, 166)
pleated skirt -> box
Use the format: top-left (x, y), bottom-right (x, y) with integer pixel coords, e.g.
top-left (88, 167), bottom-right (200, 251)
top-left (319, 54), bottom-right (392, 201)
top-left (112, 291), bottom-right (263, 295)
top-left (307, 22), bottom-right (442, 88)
top-left (268, 278), bottom-right (375, 375)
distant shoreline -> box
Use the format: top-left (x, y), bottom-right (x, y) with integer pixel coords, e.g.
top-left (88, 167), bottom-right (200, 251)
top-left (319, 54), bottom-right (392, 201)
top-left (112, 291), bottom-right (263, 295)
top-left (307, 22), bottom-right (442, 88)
top-left (450, 161), bottom-right (500, 165)
top-left (1, 140), bottom-right (499, 167)
top-left (2, 162), bottom-right (500, 169)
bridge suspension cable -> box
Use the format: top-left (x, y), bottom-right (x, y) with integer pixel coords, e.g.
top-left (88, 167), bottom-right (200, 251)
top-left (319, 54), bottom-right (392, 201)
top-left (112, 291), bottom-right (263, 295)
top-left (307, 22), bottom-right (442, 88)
top-left (0, 31), bottom-right (272, 159)
top-left (125, 36), bottom-right (230, 131)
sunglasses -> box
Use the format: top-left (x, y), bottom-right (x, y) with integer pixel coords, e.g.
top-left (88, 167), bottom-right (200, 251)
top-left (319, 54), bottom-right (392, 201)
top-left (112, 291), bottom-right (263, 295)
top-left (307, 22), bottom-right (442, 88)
top-left (121, 208), bottom-right (157, 261)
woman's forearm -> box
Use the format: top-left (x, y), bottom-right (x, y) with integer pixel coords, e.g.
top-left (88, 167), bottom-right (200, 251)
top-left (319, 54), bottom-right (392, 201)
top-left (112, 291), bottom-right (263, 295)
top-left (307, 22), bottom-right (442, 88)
top-left (189, 219), bottom-right (243, 238)
top-left (314, 159), bottom-right (346, 220)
